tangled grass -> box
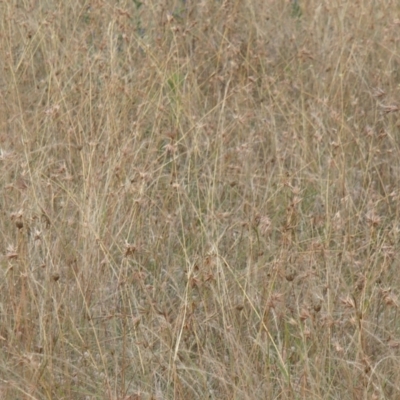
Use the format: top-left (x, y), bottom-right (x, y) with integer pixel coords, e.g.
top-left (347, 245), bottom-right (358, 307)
top-left (1, 1), bottom-right (400, 398)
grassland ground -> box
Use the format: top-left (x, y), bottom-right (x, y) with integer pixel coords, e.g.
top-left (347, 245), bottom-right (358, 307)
top-left (1, 1), bottom-right (400, 399)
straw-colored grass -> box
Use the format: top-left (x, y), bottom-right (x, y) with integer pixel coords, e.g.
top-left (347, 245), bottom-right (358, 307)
top-left (1, 1), bottom-right (400, 399)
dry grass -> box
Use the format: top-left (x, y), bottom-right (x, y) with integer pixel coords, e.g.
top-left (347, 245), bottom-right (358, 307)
top-left (1, 0), bottom-right (400, 399)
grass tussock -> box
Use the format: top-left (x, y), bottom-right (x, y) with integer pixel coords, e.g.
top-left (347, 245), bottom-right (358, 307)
top-left (1, 0), bottom-right (400, 399)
